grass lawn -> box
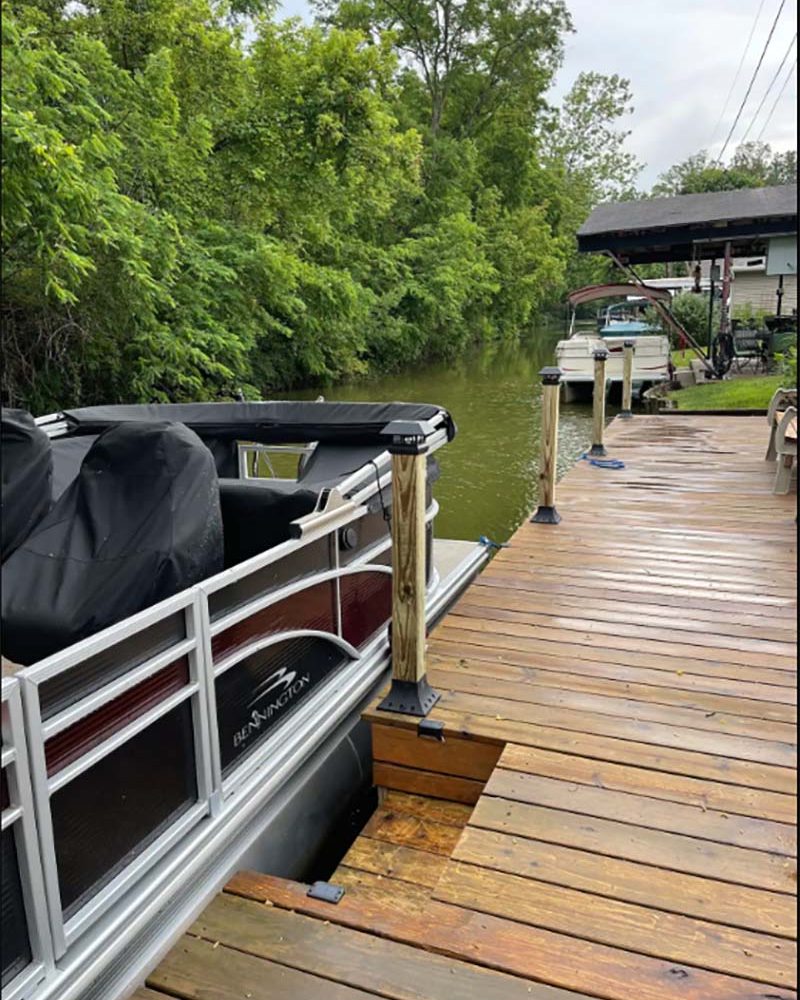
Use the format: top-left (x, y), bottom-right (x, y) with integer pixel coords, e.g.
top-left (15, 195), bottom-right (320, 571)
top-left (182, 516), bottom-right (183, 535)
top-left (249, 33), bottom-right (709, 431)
top-left (671, 347), bottom-right (707, 368)
top-left (668, 375), bottom-right (784, 410)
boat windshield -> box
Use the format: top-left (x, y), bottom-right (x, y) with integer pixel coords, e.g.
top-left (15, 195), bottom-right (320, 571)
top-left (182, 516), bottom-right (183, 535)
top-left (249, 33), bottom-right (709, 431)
top-left (598, 301), bottom-right (659, 336)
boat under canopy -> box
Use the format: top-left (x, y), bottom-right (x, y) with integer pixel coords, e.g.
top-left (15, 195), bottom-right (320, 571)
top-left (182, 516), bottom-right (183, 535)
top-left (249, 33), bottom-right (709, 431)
top-left (556, 285), bottom-right (672, 402)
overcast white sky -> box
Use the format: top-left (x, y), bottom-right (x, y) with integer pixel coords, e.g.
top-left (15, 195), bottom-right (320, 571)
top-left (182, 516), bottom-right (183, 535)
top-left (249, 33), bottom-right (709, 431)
top-left (277, 0), bottom-right (798, 189)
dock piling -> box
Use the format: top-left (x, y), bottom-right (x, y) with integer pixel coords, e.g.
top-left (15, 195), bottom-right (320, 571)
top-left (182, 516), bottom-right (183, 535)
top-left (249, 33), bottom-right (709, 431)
top-left (619, 339), bottom-right (635, 419)
top-left (590, 348), bottom-right (609, 456)
top-left (377, 420), bottom-right (440, 717)
top-left (531, 366), bottom-right (562, 525)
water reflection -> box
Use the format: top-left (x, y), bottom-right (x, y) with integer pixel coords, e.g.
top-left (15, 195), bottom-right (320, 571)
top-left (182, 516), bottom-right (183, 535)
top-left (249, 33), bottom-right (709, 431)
top-left (296, 330), bottom-right (608, 542)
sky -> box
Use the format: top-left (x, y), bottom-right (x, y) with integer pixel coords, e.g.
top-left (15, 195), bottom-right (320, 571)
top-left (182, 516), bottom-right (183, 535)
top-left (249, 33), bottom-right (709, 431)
top-left (277, 0), bottom-right (798, 189)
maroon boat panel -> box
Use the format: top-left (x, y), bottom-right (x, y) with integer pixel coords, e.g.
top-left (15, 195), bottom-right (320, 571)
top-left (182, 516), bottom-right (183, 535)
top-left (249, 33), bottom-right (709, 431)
top-left (45, 657), bottom-right (190, 778)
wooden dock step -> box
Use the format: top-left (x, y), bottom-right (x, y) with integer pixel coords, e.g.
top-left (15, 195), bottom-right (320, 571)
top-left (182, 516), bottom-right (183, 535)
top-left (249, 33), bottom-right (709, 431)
top-left (218, 870), bottom-right (796, 1000)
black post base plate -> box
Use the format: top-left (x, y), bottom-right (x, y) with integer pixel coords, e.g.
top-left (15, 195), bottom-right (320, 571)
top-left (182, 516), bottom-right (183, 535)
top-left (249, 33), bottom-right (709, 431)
top-left (589, 443), bottom-right (608, 456)
top-left (618, 410), bottom-right (633, 419)
top-left (531, 505), bottom-right (561, 524)
top-left (377, 676), bottom-right (441, 717)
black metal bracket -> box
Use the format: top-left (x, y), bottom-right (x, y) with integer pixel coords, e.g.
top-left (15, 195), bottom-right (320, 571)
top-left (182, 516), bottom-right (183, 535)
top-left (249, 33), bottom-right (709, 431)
top-left (589, 443), bottom-right (608, 457)
top-left (531, 505), bottom-right (561, 524)
top-left (417, 718), bottom-right (445, 741)
top-left (377, 677), bottom-right (441, 717)
top-left (307, 881), bottom-right (345, 904)
top-left (618, 409), bottom-right (633, 420)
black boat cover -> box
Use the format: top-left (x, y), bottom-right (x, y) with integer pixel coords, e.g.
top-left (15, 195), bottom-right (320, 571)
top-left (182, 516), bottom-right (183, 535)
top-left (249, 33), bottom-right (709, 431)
top-left (1, 409), bottom-right (53, 561)
top-left (1, 422), bottom-right (223, 665)
top-left (51, 436), bottom-right (96, 500)
top-left (219, 479), bottom-right (319, 566)
top-left (60, 401), bottom-right (456, 445)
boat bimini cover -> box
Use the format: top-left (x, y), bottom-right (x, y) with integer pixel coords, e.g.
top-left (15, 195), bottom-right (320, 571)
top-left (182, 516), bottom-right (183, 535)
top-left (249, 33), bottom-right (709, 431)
top-left (1, 408), bottom-right (53, 562)
top-left (60, 400), bottom-right (457, 446)
top-left (1, 422), bottom-right (223, 666)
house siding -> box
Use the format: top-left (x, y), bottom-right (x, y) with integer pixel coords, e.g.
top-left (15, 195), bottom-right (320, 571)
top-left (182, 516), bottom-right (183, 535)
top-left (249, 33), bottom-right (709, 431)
top-left (732, 271), bottom-right (797, 314)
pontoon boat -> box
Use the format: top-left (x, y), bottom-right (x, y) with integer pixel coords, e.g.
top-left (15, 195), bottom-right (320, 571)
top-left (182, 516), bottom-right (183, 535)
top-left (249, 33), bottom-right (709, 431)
top-left (1, 401), bottom-right (487, 1000)
top-left (556, 283), bottom-right (672, 402)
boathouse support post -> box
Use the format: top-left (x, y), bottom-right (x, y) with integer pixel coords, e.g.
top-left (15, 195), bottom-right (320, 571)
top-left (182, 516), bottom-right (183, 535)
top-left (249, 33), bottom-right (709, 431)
top-left (620, 340), bottom-right (635, 419)
top-left (377, 419), bottom-right (440, 717)
top-left (590, 348), bottom-right (609, 456)
top-left (531, 367), bottom-right (562, 525)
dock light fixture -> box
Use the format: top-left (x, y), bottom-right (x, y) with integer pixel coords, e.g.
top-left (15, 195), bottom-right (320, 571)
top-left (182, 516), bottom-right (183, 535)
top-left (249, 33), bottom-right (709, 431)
top-left (531, 367), bottom-right (562, 525)
top-left (377, 418), bottom-right (441, 717)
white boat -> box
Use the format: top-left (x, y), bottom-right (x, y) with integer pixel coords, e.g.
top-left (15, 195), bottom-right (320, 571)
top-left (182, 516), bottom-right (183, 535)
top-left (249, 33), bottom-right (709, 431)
top-left (1, 400), bottom-right (488, 1000)
top-left (555, 283), bottom-right (672, 402)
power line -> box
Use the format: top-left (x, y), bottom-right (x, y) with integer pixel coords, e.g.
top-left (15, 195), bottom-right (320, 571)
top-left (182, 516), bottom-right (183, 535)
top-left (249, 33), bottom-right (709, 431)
top-left (708, 0), bottom-right (768, 149)
top-left (756, 56), bottom-right (797, 141)
top-left (715, 0), bottom-right (788, 163)
top-left (739, 33), bottom-right (796, 143)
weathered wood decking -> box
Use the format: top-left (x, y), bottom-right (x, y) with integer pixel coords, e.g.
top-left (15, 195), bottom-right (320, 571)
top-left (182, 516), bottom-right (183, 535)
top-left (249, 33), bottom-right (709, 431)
top-left (137, 414), bottom-right (797, 1000)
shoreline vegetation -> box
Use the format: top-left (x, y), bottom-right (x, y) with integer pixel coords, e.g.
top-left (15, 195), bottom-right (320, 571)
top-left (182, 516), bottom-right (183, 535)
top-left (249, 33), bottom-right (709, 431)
top-left (2, 2), bottom-right (796, 414)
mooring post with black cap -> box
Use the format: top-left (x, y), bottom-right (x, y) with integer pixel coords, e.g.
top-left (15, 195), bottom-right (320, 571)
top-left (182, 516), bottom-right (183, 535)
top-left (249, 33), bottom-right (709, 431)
top-left (531, 366), bottom-right (562, 525)
top-left (377, 418), bottom-right (440, 717)
top-left (619, 340), bottom-right (635, 419)
top-left (590, 348), bottom-right (609, 456)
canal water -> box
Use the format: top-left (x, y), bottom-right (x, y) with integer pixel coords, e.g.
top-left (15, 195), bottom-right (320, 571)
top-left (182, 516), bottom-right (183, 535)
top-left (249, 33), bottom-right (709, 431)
top-left (299, 329), bottom-right (610, 543)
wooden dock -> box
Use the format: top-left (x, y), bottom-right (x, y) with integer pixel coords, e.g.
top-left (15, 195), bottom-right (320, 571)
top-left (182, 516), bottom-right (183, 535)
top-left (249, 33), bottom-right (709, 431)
top-left (136, 414), bottom-right (797, 1000)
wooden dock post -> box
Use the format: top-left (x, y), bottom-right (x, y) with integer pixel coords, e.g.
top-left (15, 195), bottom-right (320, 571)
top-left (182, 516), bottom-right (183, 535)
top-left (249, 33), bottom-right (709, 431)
top-left (531, 367), bottom-right (562, 524)
top-left (377, 419), bottom-right (440, 717)
top-left (619, 339), bottom-right (635, 419)
top-left (590, 348), bottom-right (609, 456)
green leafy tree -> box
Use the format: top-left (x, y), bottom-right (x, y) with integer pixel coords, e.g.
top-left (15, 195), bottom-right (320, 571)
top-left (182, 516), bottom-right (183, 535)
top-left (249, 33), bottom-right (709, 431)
top-left (653, 142), bottom-right (797, 196)
top-left (3, 0), bottom-right (647, 410)
top-left (542, 71), bottom-right (641, 292)
top-left (318, 0), bottom-right (571, 138)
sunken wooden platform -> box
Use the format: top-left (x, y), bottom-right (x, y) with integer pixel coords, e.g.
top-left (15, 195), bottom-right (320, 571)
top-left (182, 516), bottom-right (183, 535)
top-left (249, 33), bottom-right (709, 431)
top-left (136, 414), bottom-right (797, 1000)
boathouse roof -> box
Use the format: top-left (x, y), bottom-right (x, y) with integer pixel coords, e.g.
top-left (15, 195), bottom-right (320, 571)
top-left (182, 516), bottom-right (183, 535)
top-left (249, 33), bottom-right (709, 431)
top-left (578, 184), bottom-right (797, 264)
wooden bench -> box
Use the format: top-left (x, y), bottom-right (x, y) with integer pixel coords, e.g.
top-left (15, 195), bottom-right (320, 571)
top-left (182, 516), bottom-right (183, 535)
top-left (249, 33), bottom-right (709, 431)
top-left (766, 387), bottom-right (798, 460)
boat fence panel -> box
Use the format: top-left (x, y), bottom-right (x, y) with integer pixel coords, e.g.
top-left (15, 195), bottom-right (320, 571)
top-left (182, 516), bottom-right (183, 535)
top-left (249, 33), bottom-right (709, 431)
top-left (206, 535), bottom-right (338, 622)
top-left (17, 591), bottom-right (214, 957)
top-left (203, 562), bottom-right (393, 799)
top-left (1, 678), bottom-right (53, 1000)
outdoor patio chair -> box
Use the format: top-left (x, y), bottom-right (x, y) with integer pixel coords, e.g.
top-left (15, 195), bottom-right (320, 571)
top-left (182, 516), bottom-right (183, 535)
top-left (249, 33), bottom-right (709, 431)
top-left (773, 406), bottom-right (797, 495)
top-left (765, 387), bottom-right (798, 460)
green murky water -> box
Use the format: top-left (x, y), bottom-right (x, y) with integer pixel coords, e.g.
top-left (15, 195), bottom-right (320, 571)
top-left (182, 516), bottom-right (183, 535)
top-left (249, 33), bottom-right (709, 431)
top-left (297, 328), bottom-right (610, 543)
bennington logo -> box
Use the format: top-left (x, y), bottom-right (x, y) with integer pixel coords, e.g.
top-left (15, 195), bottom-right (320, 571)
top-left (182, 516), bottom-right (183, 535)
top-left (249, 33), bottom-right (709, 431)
top-left (232, 667), bottom-right (312, 749)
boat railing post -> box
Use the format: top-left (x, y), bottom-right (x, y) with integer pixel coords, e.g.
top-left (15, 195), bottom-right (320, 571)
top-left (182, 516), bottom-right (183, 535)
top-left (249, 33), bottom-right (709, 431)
top-left (620, 339), bottom-right (635, 419)
top-left (377, 419), bottom-right (440, 717)
top-left (531, 366), bottom-right (562, 525)
top-left (590, 348), bottom-right (609, 457)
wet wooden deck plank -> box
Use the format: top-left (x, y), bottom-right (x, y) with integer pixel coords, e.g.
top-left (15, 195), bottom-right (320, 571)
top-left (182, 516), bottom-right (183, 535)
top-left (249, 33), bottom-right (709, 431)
top-left (142, 414), bottom-right (797, 1000)
top-left (362, 414), bottom-right (797, 996)
top-left (225, 871), bottom-right (797, 1000)
top-left (188, 890), bottom-right (592, 1000)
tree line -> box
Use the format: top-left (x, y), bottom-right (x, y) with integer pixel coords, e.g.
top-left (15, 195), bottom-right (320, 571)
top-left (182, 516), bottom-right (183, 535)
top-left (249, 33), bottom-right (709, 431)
top-left (2, 0), bottom-right (796, 412)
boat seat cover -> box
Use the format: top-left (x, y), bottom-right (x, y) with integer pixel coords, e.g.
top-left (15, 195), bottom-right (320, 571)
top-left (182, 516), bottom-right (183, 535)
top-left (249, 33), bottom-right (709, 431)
top-left (51, 435), bottom-right (96, 501)
top-left (219, 479), bottom-right (318, 567)
top-left (1, 422), bottom-right (223, 665)
top-left (1, 409), bottom-right (53, 562)
top-left (297, 443), bottom-right (387, 486)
